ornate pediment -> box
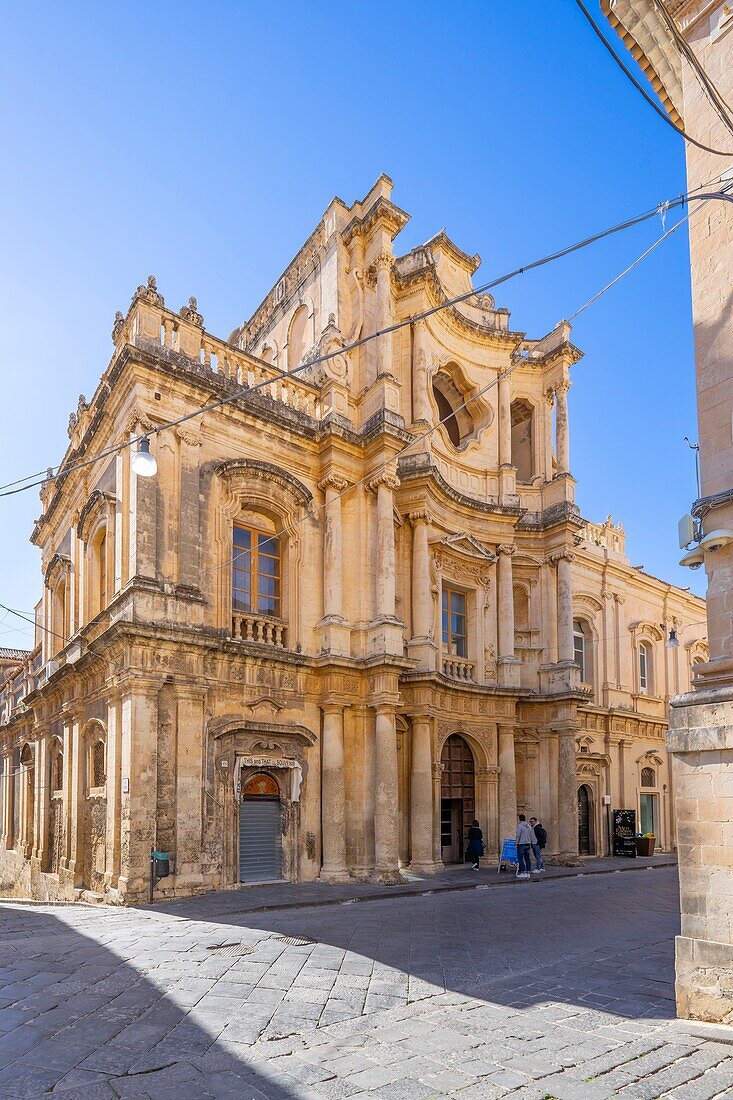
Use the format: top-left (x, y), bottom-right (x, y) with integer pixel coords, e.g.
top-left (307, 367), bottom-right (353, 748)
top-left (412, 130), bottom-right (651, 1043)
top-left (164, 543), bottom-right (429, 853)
top-left (435, 532), bottom-right (497, 563)
top-left (245, 696), bottom-right (285, 720)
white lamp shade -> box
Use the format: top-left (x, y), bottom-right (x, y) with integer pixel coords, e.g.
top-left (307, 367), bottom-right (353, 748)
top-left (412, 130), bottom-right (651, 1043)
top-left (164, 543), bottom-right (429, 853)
top-left (131, 437), bottom-right (157, 478)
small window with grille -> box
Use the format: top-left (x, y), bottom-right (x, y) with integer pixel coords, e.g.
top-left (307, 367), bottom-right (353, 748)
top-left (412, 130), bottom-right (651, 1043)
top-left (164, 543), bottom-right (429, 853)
top-left (641, 766), bottom-right (656, 788)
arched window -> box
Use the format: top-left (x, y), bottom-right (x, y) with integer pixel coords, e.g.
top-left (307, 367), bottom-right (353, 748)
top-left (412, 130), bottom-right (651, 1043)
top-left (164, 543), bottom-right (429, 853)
top-left (510, 399), bottom-right (534, 482)
top-left (639, 641), bottom-right (651, 694)
top-left (641, 766), bottom-right (656, 788)
top-left (573, 619), bottom-right (586, 682)
top-left (90, 526), bottom-right (108, 618)
top-left (260, 345), bottom-right (275, 366)
top-left (90, 738), bottom-right (106, 791)
top-left (53, 577), bottom-right (69, 651)
top-left (232, 518), bottom-right (282, 618)
top-left (288, 305), bottom-right (309, 370)
top-left (50, 740), bottom-right (63, 793)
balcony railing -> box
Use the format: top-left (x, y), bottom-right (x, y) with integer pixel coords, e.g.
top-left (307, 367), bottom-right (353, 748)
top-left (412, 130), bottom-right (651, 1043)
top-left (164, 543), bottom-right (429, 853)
top-left (231, 612), bottom-right (287, 648)
top-left (442, 656), bottom-right (475, 682)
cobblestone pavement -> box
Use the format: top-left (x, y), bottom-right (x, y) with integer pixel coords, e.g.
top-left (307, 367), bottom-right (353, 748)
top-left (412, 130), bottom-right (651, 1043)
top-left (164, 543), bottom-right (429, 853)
top-left (0, 867), bottom-right (731, 1098)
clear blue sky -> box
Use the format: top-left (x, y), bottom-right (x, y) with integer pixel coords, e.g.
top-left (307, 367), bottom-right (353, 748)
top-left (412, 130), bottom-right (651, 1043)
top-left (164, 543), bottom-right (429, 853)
top-left (0, 0), bottom-right (704, 651)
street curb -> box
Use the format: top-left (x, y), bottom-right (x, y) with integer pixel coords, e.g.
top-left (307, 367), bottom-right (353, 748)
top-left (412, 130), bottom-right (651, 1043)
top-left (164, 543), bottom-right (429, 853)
top-left (0, 858), bottom-right (677, 916)
top-left (141, 857), bottom-right (679, 919)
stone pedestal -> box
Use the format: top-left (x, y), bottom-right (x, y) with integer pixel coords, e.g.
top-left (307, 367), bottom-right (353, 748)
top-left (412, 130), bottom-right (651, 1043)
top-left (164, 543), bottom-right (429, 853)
top-left (668, 687), bottom-right (733, 1025)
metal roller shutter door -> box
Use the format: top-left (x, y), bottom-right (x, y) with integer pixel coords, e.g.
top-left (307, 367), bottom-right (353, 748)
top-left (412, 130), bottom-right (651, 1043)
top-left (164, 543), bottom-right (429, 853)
top-left (239, 799), bottom-right (283, 883)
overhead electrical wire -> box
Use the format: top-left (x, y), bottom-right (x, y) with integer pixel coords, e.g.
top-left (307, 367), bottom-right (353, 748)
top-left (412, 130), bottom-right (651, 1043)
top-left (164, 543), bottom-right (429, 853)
top-left (0, 180), bottom-right (729, 502)
top-left (574, 0), bottom-right (733, 156)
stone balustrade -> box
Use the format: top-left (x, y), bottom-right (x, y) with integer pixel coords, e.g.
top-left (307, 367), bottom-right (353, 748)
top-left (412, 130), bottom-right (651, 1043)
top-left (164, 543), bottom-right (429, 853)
top-left (123, 293), bottom-right (322, 421)
top-left (442, 656), bottom-right (475, 682)
top-left (231, 612), bottom-right (287, 648)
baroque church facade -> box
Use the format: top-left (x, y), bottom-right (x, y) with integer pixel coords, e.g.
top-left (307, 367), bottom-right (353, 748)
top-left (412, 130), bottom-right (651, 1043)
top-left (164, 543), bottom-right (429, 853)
top-left (0, 176), bottom-right (707, 902)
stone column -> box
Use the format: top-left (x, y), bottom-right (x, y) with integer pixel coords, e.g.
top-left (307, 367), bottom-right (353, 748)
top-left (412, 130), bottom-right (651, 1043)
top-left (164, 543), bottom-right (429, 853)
top-left (373, 251), bottom-right (394, 377)
top-left (542, 558), bottom-right (558, 666)
top-left (367, 472), bottom-right (402, 656)
top-left (544, 388), bottom-right (555, 479)
top-left (65, 717), bottom-right (84, 887)
top-left (119, 684), bottom-right (159, 902)
top-left (320, 704), bottom-right (350, 882)
top-left (546, 734), bottom-right (560, 856)
top-left (555, 380), bottom-right (571, 475)
top-left (175, 686), bottom-right (206, 881)
top-left (375, 474), bottom-right (398, 619)
top-left (558, 730), bottom-right (579, 859)
top-left (105, 691), bottom-right (122, 890)
top-left (497, 545), bottom-right (520, 687)
top-left (369, 705), bottom-right (403, 884)
top-left (176, 429), bottom-right (202, 590)
top-left (412, 319), bottom-right (431, 423)
top-left (498, 369), bottom-right (512, 467)
top-left (33, 735), bottom-right (50, 868)
top-left (317, 475), bottom-right (351, 656)
top-left (497, 724), bottom-right (518, 847)
top-left (555, 551), bottom-right (575, 664)
top-left (407, 511), bottom-right (436, 670)
top-left (129, 429), bottom-right (158, 582)
top-left (409, 717), bottom-right (437, 872)
top-left (1, 752), bottom-right (12, 846)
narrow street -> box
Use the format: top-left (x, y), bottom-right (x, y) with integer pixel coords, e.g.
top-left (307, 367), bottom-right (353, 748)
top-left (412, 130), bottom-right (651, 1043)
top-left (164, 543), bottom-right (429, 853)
top-left (0, 866), bottom-right (730, 1098)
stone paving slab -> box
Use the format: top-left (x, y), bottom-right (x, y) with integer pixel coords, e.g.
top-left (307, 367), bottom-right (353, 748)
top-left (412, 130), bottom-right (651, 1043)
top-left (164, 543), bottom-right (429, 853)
top-left (1, 865), bottom-right (732, 1097)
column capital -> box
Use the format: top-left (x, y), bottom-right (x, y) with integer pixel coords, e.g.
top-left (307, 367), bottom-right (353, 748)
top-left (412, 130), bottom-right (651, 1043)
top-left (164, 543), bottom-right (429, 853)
top-left (318, 474), bottom-right (349, 494)
top-left (497, 543), bottom-right (516, 557)
top-left (549, 550), bottom-right (575, 565)
top-left (321, 701), bottom-right (345, 716)
top-left (555, 379), bottom-right (572, 397)
top-left (367, 471), bottom-right (400, 495)
top-left (370, 249), bottom-right (395, 273)
top-left (409, 509), bottom-right (431, 527)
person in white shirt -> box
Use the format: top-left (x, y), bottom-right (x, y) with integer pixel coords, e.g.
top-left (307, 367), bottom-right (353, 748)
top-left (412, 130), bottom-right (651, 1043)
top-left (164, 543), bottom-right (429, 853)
top-left (515, 815), bottom-right (534, 879)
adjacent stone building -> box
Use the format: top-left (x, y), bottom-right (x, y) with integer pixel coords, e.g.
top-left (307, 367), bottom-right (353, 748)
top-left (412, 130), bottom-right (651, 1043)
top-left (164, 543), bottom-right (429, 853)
top-left (0, 176), bottom-right (706, 904)
top-left (602, 0), bottom-right (733, 1025)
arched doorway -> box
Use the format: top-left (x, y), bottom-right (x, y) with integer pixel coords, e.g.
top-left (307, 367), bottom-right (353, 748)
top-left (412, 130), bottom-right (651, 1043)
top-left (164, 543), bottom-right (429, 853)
top-left (578, 784), bottom-right (594, 855)
top-left (240, 773), bottom-right (283, 883)
top-left (440, 735), bottom-right (475, 863)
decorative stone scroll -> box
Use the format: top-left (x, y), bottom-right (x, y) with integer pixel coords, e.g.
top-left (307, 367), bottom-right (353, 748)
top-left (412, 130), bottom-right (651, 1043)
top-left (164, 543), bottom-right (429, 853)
top-left (236, 755), bottom-right (302, 802)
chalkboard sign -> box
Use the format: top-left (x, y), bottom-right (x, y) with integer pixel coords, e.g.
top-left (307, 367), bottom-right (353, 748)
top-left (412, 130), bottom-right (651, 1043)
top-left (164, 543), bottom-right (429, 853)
top-left (498, 838), bottom-right (518, 871)
top-left (613, 810), bottom-right (637, 858)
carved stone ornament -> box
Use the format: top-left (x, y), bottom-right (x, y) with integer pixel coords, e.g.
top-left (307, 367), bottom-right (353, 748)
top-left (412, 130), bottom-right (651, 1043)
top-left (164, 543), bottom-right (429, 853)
top-left (180, 296), bottom-right (204, 327)
top-left (302, 319), bottom-right (352, 388)
top-left (134, 275), bottom-right (164, 307)
top-left (497, 544), bottom-right (516, 557)
top-left (366, 470), bottom-right (400, 494)
top-left (112, 311), bottom-right (125, 343)
top-left (435, 532), bottom-right (497, 564)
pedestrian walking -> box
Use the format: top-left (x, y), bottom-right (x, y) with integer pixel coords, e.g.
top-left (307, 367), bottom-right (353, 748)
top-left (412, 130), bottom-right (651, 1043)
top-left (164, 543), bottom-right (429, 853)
top-left (515, 814), bottom-right (533, 879)
top-left (529, 816), bottom-right (546, 873)
top-left (466, 819), bottom-right (484, 870)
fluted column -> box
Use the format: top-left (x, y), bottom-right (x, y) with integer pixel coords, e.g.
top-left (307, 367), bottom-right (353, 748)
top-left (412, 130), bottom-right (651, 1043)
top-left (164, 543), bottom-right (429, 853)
top-left (373, 251), bottom-right (394, 377)
top-left (498, 724), bottom-right (518, 846)
top-left (542, 558), bottom-right (558, 665)
top-left (34, 735), bottom-right (50, 867)
top-left (409, 717), bottom-right (437, 872)
top-left (320, 704), bottom-right (350, 882)
top-left (544, 388), bottom-right (555, 479)
top-left (558, 729), bottom-right (580, 858)
top-left (369, 705), bottom-right (403, 884)
top-left (497, 545), bottom-right (521, 686)
top-left (407, 510), bottom-right (437, 670)
top-left (555, 380), bottom-right (571, 475)
top-left (555, 551), bottom-right (575, 664)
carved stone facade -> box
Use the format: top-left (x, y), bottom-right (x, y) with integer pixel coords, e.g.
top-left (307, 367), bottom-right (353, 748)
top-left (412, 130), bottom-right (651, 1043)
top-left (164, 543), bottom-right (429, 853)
top-left (0, 177), bottom-right (705, 904)
top-left (602, 0), bottom-right (733, 1026)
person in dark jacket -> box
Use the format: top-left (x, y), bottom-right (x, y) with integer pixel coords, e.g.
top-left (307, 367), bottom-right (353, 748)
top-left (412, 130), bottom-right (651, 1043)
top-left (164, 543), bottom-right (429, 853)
top-left (529, 816), bottom-right (547, 872)
top-left (466, 820), bottom-right (484, 870)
